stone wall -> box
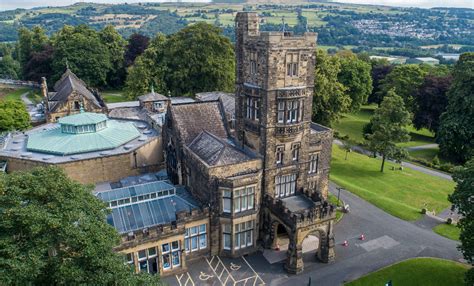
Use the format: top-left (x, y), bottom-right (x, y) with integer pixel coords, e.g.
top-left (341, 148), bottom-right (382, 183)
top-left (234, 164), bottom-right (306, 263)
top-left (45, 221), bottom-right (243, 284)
top-left (2, 138), bottom-right (163, 185)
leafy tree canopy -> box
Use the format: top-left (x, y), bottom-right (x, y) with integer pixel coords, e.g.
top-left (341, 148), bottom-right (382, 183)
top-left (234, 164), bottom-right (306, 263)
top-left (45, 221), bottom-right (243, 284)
top-left (100, 25), bottom-right (127, 88)
top-left (51, 25), bottom-right (111, 87)
top-left (312, 49), bottom-right (350, 126)
top-left (0, 100), bottom-right (30, 132)
top-left (437, 53), bottom-right (474, 164)
top-left (336, 50), bottom-right (373, 112)
top-left (0, 166), bottom-right (160, 285)
top-left (125, 33), bottom-right (150, 67)
top-left (378, 64), bottom-right (428, 112)
top-left (164, 22), bottom-right (235, 96)
top-left (367, 89), bottom-right (412, 172)
top-left (448, 158), bottom-right (474, 285)
top-left (413, 74), bottom-right (452, 134)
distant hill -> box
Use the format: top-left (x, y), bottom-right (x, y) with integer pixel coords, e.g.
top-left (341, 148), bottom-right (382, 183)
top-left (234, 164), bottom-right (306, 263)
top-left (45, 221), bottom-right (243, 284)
top-left (0, 1), bottom-right (472, 50)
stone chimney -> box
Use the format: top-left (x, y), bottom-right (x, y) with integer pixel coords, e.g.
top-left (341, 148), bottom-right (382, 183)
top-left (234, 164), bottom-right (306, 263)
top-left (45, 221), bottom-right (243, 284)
top-left (41, 77), bottom-right (49, 112)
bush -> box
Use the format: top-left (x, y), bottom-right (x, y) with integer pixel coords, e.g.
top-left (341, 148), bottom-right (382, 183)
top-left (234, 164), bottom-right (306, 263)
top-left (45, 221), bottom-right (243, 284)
top-left (432, 155), bottom-right (441, 166)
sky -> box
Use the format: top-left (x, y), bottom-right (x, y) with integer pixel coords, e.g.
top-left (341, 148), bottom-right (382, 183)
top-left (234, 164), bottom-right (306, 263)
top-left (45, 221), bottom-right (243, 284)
top-left (0, 0), bottom-right (473, 11)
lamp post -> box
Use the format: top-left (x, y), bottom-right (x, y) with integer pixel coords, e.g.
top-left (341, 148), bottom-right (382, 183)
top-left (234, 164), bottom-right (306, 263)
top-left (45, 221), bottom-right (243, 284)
top-left (337, 187), bottom-right (343, 206)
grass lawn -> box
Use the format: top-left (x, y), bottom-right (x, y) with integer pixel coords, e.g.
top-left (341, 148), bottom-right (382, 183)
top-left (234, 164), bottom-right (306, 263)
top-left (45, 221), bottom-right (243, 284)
top-left (332, 105), bottom-right (376, 144)
top-left (0, 87), bottom-right (31, 101)
top-left (26, 90), bottom-right (43, 104)
top-left (330, 145), bottom-right (455, 221)
top-left (345, 258), bottom-right (469, 286)
top-left (408, 148), bottom-right (440, 162)
top-left (433, 224), bottom-right (461, 241)
top-left (101, 90), bottom-right (128, 103)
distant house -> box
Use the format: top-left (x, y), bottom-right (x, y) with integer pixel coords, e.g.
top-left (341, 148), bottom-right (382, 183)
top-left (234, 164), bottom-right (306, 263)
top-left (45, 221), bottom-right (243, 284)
top-left (369, 55), bottom-right (407, 65)
top-left (408, 57), bottom-right (440, 65)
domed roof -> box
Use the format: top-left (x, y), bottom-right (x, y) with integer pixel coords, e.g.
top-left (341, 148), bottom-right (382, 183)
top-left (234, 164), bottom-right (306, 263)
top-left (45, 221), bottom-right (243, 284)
top-left (58, 112), bottom-right (107, 126)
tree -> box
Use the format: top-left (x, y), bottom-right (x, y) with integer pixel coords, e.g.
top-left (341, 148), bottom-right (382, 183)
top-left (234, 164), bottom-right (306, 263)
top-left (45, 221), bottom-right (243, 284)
top-left (125, 34), bottom-right (168, 100)
top-left (24, 44), bottom-right (54, 82)
top-left (340, 141), bottom-right (352, 160)
top-left (336, 51), bottom-right (373, 112)
top-left (164, 23), bottom-right (235, 96)
top-left (367, 90), bottom-right (411, 172)
top-left (125, 33), bottom-right (150, 67)
top-left (52, 25), bottom-right (111, 87)
top-left (0, 100), bottom-right (30, 132)
top-left (0, 53), bottom-right (20, 79)
top-left (17, 26), bottom-right (49, 79)
top-left (368, 60), bottom-right (393, 105)
top-left (0, 167), bottom-right (160, 285)
top-left (437, 53), bottom-right (474, 164)
top-left (100, 25), bottom-right (126, 88)
top-left (378, 64), bottom-right (428, 112)
top-left (413, 75), bottom-right (452, 134)
top-left (312, 49), bottom-right (350, 126)
top-left (448, 159), bottom-right (474, 286)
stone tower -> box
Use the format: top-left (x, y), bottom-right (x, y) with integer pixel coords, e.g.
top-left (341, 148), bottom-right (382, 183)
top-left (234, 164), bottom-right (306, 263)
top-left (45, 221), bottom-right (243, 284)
top-left (235, 12), bottom-right (335, 274)
top-left (235, 12), bottom-right (322, 199)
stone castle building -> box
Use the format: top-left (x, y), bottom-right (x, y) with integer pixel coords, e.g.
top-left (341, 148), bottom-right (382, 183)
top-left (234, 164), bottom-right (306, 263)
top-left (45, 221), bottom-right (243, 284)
top-left (1, 12), bottom-right (336, 277)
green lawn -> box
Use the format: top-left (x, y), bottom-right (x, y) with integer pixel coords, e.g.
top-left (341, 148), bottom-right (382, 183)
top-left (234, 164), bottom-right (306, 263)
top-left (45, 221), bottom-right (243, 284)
top-left (330, 145), bottom-right (455, 221)
top-left (26, 90), bottom-right (43, 104)
top-left (1, 87), bottom-right (31, 101)
top-left (345, 258), bottom-right (469, 286)
top-left (101, 90), bottom-right (128, 103)
top-left (332, 105), bottom-right (376, 144)
top-left (408, 148), bottom-right (440, 162)
top-left (433, 224), bottom-right (461, 241)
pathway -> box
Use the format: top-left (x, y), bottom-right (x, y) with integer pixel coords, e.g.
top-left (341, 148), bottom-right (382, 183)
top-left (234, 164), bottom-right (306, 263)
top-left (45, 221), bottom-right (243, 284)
top-left (333, 139), bottom-right (452, 181)
top-left (406, 143), bottom-right (439, 151)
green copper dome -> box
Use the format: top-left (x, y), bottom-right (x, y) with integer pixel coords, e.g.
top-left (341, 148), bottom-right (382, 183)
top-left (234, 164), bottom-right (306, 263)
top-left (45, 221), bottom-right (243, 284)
top-left (26, 112), bottom-right (141, 155)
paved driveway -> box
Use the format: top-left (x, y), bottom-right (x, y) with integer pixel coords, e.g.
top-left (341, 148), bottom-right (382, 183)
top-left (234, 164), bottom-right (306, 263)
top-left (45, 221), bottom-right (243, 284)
top-left (165, 182), bottom-right (462, 286)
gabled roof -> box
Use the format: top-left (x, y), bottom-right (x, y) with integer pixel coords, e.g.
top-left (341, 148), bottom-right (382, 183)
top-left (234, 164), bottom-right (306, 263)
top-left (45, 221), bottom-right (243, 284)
top-left (188, 131), bottom-right (254, 166)
top-left (48, 69), bottom-right (102, 111)
top-left (138, 92), bottom-right (169, 102)
top-left (171, 100), bottom-right (228, 145)
top-left (196, 91), bottom-right (235, 118)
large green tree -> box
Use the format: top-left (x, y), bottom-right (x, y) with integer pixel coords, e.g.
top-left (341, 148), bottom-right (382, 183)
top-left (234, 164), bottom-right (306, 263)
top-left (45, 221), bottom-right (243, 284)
top-left (52, 25), bottom-right (111, 87)
top-left (437, 53), bottom-right (474, 164)
top-left (413, 75), bottom-right (452, 134)
top-left (378, 64), bottom-right (428, 112)
top-left (164, 22), bottom-right (235, 96)
top-left (100, 25), bottom-right (126, 88)
top-left (367, 89), bottom-right (412, 172)
top-left (0, 100), bottom-right (30, 132)
top-left (448, 159), bottom-right (474, 285)
top-left (336, 51), bottom-right (373, 112)
top-left (312, 49), bottom-right (350, 126)
top-left (17, 26), bottom-right (49, 79)
top-left (0, 167), bottom-right (159, 285)
top-left (125, 34), bottom-right (168, 100)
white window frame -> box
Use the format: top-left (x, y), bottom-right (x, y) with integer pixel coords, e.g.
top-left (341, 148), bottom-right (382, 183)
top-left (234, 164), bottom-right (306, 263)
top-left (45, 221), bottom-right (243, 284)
top-left (223, 224), bottom-right (232, 250)
top-left (222, 190), bottom-right (232, 213)
top-left (292, 143), bottom-right (300, 161)
top-left (234, 220), bottom-right (254, 250)
top-left (309, 153), bottom-right (319, 174)
top-left (276, 146), bottom-right (284, 165)
top-left (233, 186), bottom-right (255, 213)
top-left (275, 174), bottom-right (297, 198)
top-left (185, 224), bottom-right (207, 253)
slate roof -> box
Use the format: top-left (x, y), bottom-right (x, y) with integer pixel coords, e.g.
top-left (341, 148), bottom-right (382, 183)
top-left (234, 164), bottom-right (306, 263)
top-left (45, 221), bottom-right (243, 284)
top-left (48, 69), bottom-right (102, 111)
top-left (171, 101), bottom-right (228, 145)
top-left (188, 131), bottom-right (254, 166)
top-left (196, 92), bottom-right (235, 118)
top-left (138, 92), bottom-right (169, 102)
top-left (96, 181), bottom-right (200, 234)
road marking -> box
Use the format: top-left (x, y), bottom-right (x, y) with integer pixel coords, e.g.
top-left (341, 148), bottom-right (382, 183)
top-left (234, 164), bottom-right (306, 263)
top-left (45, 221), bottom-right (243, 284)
top-left (199, 271), bottom-right (214, 281)
top-left (242, 256), bottom-right (265, 285)
top-left (230, 262), bottom-right (241, 271)
top-left (176, 272), bottom-right (195, 286)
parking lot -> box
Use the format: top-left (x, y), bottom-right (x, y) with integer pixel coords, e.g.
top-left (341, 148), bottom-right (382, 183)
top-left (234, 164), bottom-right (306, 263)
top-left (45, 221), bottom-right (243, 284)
top-left (166, 255), bottom-right (265, 286)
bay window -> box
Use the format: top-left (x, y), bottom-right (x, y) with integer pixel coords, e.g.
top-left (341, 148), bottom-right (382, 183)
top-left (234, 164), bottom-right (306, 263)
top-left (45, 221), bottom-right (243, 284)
top-left (234, 220), bottom-right (254, 250)
top-left (276, 100), bottom-right (303, 124)
top-left (275, 174), bottom-right (297, 198)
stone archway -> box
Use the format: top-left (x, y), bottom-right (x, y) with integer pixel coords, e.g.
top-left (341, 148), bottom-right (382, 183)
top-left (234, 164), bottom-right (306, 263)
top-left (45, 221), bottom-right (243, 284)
top-left (300, 227), bottom-right (335, 264)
